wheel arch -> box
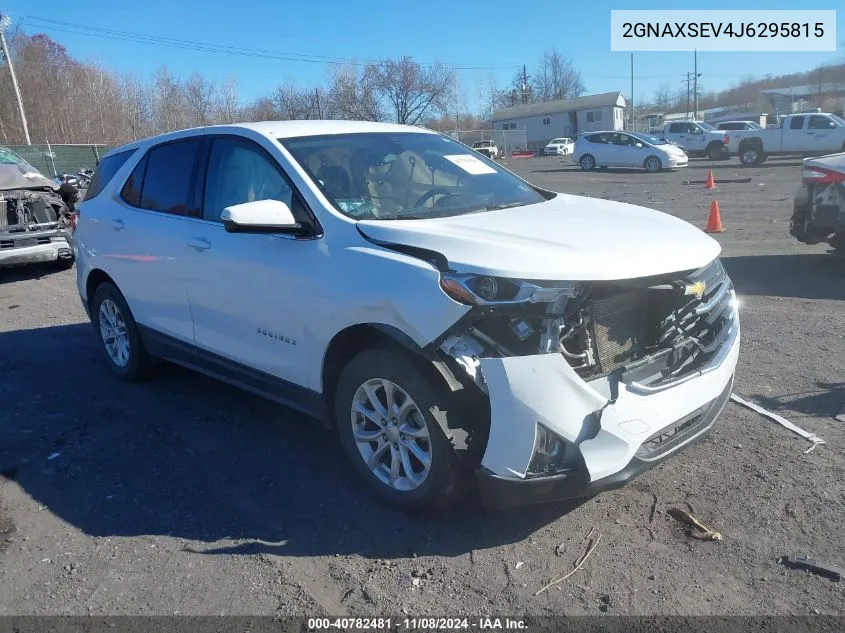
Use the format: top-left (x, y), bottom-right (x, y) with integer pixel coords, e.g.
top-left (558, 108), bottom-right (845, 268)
top-left (321, 324), bottom-right (443, 413)
top-left (85, 268), bottom-right (117, 309)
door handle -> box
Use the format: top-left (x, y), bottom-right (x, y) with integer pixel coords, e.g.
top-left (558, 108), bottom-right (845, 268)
top-left (187, 238), bottom-right (211, 252)
top-left (110, 218), bottom-right (124, 231)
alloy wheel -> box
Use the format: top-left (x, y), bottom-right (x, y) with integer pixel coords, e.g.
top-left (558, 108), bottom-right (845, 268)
top-left (350, 378), bottom-right (432, 492)
top-left (99, 299), bottom-right (131, 367)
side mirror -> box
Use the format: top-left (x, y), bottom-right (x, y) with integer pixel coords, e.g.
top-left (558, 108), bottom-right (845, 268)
top-left (221, 199), bottom-right (304, 235)
top-left (635, 142), bottom-right (644, 148)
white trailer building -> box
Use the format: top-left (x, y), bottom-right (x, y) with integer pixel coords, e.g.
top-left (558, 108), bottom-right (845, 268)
top-left (491, 92), bottom-right (627, 151)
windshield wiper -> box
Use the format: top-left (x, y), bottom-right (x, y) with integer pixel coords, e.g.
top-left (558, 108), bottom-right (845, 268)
top-left (484, 202), bottom-right (525, 211)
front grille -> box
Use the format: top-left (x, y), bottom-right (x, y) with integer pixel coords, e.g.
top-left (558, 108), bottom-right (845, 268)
top-left (570, 259), bottom-right (735, 379)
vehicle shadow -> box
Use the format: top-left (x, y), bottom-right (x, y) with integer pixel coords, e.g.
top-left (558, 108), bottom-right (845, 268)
top-left (685, 160), bottom-right (803, 170)
top-left (0, 323), bottom-right (584, 560)
top-left (747, 382), bottom-right (845, 420)
top-left (0, 262), bottom-right (71, 284)
top-left (721, 253), bottom-right (845, 300)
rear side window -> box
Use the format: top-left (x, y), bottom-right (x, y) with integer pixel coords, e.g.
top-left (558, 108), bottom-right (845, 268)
top-left (789, 116), bottom-right (805, 130)
top-left (83, 149), bottom-right (136, 201)
top-left (133, 139), bottom-right (204, 216)
top-left (585, 134), bottom-right (606, 143)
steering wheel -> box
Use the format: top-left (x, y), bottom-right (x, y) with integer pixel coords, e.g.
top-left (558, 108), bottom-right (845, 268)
top-left (414, 188), bottom-right (458, 208)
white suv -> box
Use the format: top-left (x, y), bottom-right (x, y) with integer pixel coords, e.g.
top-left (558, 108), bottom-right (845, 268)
top-left (74, 121), bottom-right (740, 513)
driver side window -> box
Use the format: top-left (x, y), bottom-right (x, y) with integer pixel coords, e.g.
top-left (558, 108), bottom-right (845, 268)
top-left (203, 137), bottom-right (295, 222)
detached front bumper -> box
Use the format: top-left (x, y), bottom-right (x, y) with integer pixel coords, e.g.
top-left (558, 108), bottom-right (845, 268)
top-left (0, 230), bottom-right (73, 267)
top-left (475, 299), bottom-right (740, 510)
top-left (477, 375), bottom-right (733, 509)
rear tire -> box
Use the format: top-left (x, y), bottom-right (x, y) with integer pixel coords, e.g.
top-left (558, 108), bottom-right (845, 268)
top-left (334, 349), bottom-right (467, 514)
top-left (579, 154), bottom-right (595, 170)
top-left (739, 146), bottom-right (764, 166)
top-left (830, 233), bottom-right (845, 252)
top-left (90, 282), bottom-right (153, 382)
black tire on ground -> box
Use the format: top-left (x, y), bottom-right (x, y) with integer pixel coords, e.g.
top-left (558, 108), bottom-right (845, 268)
top-left (334, 349), bottom-right (467, 514)
top-left (830, 233), bottom-right (845, 252)
top-left (739, 146), bottom-right (764, 166)
top-left (706, 143), bottom-right (724, 160)
top-left (579, 154), bottom-right (595, 170)
top-left (644, 156), bottom-right (662, 173)
top-left (54, 256), bottom-right (75, 270)
top-left (90, 281), bottom-right (154, 382)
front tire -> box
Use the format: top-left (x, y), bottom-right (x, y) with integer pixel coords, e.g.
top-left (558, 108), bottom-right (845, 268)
top-left (707, 143), bottom-right (724, 160)
top-left (334, 349), bottom-right (465, 514)
top-left (644, 156), bottom-right (662, 172)
top-left (579, 154), bottom-right (595, 170)
top-left (90, 282), bottom-right (153, 381)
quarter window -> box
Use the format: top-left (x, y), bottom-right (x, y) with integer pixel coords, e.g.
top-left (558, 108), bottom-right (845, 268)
top-left (84, 149), bottom-right (136, 201)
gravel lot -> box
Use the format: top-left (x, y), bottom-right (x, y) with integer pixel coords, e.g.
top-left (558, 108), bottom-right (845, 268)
top-left (1, 156), bottom-right (843, 617)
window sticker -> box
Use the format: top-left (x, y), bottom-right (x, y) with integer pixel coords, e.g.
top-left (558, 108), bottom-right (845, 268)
top-left (443, 154), bottom-right (497, 175)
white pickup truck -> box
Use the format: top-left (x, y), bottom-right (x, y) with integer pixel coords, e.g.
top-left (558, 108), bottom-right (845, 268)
top-left (661, 121), bottom-right (729, 160)
top-left (727, 112), bottom-right (845, 166)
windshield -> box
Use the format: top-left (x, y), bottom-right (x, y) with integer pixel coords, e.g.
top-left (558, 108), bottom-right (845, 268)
top-left (697, 122), bottom-right (715, 131)
top-left (631, 133), bottom-right (666, 145)
top-left (0, 146), bottom-right (28, 166)
top-left (281, 132), bottom-right (547, 221)
top-left (830, 114), bottom-right (845, 126)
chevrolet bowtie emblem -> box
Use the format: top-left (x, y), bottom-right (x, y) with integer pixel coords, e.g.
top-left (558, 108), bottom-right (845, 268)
top-left (684, 281), bottom-right (707, 300)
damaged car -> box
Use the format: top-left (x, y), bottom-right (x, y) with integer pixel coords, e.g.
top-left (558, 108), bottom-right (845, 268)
top-left (790, 152), bottom-right (845, 252)
top-left (0, 146), bottom-right (76, 270)
top-left (74, 122), bottom-right (740, 512)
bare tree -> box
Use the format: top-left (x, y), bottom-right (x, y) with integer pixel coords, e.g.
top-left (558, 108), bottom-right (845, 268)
top-left (214, 75), bottom-right (240, 124)
top-left (364, 57), bottom-right (455, 125)
top-left (326, 64), bottom-right (382, 121)
top-left (184, 72), bottom-right (215, 127)
top-left (271, 81), bottom-right (323, 120)
top-left (532, 48), bottom-right (584, 102)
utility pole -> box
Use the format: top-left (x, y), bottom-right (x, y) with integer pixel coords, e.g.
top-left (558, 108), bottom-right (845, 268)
top-left (693, 49), bottom-right (698, 119)
top-left (521, 65), bottom-right (528, 104)
top-left (630, 53), bottom-right (634, 131)
top-left (315, 88), bottom-right (322, 119)
top-left (0, 14), bottom-right (31, 145)
top-left (685, 73), bottom-right (692, 118)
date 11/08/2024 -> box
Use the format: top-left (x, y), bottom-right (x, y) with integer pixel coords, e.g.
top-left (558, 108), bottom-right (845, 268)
top-left (307, 617), bottom-right (528, 631)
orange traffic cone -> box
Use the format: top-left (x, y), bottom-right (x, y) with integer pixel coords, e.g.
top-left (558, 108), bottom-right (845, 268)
top-left (705, 169), bottom-right (716, 190)
top-left (705, 200), bottom-right (725, 233)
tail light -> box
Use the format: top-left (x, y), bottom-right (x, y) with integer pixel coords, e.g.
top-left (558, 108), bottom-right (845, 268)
top-left (722, 134), bottom-right (729, 144)
top-left (802, 166), bottom-right (845, 184)
top-left (70, 211), bottom-right (79, 231)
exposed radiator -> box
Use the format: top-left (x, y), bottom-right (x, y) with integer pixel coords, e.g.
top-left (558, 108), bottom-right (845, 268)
top-left (590, 290), bottom-right (648, 374)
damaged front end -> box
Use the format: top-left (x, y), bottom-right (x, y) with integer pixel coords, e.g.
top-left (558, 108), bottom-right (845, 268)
top-left (430, 259), bottom-right (739, 503)
top-left (0, 187), bottom-right (76, 268)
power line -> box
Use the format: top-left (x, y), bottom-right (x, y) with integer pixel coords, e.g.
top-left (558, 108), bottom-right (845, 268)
top-left (24, 16), bottom-right (524, 70)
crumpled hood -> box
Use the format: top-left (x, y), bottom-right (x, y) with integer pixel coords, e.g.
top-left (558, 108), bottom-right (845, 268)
top-left (357, 194), bottom-right (721, 281)
top-left (0, 163), bottom-right (59, 192)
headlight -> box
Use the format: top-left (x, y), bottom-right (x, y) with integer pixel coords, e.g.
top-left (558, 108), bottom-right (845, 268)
top-left (526, 423), bottom-right (575, 478)
top-left (439, 273), bottom-right (576, 306)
